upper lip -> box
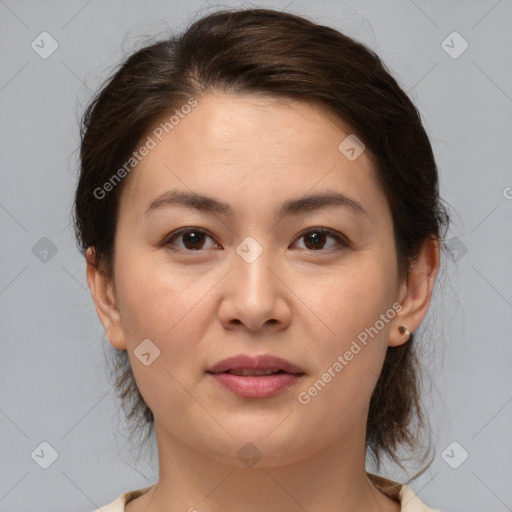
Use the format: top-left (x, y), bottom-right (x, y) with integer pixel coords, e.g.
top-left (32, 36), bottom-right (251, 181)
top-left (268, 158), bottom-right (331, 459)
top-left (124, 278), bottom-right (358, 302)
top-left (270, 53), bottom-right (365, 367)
top-left (207, 354), bottom-right (305, 374)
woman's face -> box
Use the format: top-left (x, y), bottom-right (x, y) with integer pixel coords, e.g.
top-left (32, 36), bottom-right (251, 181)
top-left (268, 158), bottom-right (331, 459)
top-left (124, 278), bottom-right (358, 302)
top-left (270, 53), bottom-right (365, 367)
top-left (93, 91), bottom-right (421, 466)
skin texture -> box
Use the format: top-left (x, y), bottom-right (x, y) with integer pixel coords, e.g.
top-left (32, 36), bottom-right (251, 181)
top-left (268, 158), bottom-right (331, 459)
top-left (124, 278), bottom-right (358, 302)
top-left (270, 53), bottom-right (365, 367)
top-left (86, 91), bottom-right (439, 512)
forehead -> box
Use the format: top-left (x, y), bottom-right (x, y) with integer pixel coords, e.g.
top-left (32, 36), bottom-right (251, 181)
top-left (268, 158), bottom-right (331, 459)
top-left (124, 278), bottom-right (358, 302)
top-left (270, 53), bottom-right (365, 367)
top-left (118, 91), bottom-right (388, 223)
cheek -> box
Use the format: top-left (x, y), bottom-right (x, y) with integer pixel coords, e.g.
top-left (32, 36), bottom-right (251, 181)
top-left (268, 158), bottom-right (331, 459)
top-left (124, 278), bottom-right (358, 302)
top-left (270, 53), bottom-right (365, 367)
top-left (295, 256), bottom-right (397, 415)
top-left (301, 254), bottom-right (397, 348)
top-left (111, 249), bottom-right (224, 414)
top-left (114, 248), bottom-right (213, 340)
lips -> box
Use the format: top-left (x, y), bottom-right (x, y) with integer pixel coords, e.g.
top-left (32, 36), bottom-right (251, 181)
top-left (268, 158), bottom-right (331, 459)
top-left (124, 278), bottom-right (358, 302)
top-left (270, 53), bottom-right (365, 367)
top-left (206, 354), bottom-right (305, 375)
top-left (206, 354), bottom-right (305, 398)
top-left (225, 368), bottom-right (284, 376)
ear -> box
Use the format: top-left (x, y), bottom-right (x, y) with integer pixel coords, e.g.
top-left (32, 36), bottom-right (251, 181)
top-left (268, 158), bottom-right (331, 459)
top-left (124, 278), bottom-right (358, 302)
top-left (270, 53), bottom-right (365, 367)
top-left (388, 237), bottom-right (440, 347)
top-left (85, 247), bottom-right (127, 350)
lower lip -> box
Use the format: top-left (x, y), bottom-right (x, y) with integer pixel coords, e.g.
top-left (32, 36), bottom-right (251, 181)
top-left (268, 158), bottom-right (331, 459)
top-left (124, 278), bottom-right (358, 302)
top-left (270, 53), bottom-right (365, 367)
top-left (208, 372), bottom-right (304, 398)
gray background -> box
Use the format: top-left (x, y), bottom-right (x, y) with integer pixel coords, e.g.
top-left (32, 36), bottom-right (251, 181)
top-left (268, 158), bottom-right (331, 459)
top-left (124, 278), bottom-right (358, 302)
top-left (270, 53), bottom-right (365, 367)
top-left (1, 0), bottom-right (511, 511)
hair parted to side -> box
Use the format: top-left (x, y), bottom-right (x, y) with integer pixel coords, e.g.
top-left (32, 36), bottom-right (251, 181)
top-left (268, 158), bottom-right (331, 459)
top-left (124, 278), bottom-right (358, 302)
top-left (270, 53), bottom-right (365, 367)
top-left (74, 8), bottom-right (449, 471)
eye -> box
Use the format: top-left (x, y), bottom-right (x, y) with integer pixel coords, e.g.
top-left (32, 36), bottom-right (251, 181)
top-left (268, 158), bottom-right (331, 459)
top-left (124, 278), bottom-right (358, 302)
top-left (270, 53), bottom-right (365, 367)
top-left (163, 227), bottom-right (350, 252)
top-left (292, 228), bottom-right (350, 251)
top-left (164, 227), bottom-right (221, 251)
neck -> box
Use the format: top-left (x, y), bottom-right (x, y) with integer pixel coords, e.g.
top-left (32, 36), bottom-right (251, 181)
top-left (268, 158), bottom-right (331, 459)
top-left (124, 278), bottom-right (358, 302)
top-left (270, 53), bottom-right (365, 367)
top-left (126, 420), bottom-right (400, 512)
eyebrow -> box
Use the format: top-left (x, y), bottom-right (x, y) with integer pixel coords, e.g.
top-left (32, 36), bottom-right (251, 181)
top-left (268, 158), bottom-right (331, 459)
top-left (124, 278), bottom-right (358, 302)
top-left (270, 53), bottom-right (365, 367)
top-left (144, 190), bottom-right (368, 218)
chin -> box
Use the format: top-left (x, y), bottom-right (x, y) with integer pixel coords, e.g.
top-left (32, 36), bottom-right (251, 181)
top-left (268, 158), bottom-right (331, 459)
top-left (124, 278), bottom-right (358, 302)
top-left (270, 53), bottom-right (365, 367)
top-left (196, 429), bottom-right (313, 469)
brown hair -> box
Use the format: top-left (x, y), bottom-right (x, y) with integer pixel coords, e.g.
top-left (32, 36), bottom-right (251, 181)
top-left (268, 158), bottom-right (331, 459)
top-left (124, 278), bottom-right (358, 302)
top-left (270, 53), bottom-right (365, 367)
top-left (74, 7), bottom-right (448, 470)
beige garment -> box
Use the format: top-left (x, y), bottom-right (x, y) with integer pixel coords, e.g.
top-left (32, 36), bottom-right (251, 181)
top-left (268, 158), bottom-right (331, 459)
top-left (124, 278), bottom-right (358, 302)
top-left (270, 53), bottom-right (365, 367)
top-left (92, 473), bottom-right (440, 511)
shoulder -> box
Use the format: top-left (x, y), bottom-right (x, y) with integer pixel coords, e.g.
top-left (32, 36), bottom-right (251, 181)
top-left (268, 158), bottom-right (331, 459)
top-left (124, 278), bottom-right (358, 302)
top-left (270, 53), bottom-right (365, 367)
top-left (94, 478), bottom-right (441, 512)
top-left (399, 484), bottom-right (441, 512)
top-left (91, 486), bottom-right (154, 512)
top-left (367, 473), bottom-right (441, 512)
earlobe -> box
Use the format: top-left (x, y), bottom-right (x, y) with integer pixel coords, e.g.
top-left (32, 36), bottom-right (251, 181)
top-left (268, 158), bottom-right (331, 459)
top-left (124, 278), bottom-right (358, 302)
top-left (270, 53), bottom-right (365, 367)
top-left (388, 237), bottom-right (440, 347)
top-left (85, 247), bottom-right (127, 351)
top-left (387, 323), bottom-right (411, 347)
top-left (398, 325), bottom-right (411, 338)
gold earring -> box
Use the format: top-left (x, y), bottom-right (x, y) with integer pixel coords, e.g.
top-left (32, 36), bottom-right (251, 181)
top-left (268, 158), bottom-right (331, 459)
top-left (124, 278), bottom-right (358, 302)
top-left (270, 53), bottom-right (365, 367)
top-left (398, 325), bottom-right (410, 337)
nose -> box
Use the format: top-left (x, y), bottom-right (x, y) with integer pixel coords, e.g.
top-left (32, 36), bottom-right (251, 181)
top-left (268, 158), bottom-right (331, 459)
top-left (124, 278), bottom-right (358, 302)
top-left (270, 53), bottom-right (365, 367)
top-left (217, 243), bottom-right (292, 332)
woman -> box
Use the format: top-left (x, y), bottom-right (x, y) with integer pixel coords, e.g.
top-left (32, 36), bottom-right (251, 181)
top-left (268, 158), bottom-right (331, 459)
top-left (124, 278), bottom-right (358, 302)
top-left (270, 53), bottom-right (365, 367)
top-left (75, 7), bottom-right (448, 511)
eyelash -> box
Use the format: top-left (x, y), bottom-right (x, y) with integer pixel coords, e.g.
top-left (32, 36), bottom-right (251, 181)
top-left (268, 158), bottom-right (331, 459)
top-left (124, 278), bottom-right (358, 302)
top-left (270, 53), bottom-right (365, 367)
top-left (162, 227), bottom-right (351, 253)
